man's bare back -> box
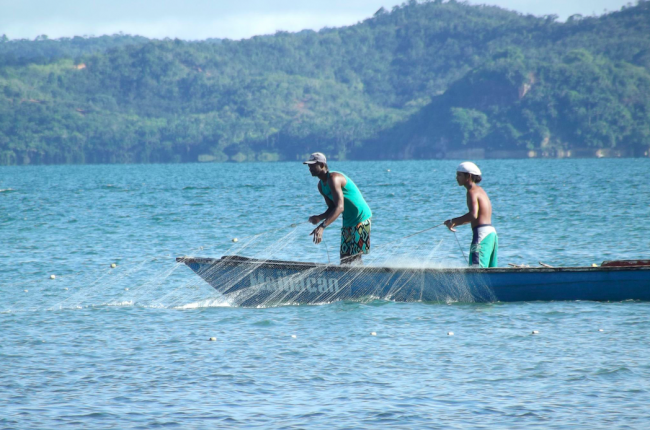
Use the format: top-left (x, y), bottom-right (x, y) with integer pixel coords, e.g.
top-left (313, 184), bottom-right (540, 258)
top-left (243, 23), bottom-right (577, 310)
top-left (444, 162), bottom-right (498, 267)
top-left (466, 185), bottom-right (492, 228)
top-left (445, 170), bottom-right (492, 231)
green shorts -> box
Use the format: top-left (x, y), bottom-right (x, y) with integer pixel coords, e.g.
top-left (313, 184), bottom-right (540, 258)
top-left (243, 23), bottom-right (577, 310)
top-left (340, 219), bottom-right (371, 257)
top-left (470, 225), bottom-right (498, 268)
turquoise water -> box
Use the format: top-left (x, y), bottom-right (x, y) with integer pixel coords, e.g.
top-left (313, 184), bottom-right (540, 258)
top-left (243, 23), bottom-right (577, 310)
top-left (2, 159), bottom-right (649, 428)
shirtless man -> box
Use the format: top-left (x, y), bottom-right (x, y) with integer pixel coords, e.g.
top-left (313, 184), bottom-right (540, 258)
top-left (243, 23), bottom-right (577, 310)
top-left (304, 152), bottom-right (372, 265)
top-left (444, 162), bottom-right (498, 267)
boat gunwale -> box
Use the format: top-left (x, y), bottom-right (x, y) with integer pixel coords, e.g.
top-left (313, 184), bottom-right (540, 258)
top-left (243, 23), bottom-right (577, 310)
top-left (176, 256), bottom-right (650, 275)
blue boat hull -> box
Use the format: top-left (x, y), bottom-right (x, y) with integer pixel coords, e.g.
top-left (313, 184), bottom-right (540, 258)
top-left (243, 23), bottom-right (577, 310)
top-left (177, 256), bottom-right (650, 307)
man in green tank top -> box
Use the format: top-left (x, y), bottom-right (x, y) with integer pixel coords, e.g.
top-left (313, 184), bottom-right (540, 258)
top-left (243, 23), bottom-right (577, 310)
top-left (304, 152), bottom-right (372, 265)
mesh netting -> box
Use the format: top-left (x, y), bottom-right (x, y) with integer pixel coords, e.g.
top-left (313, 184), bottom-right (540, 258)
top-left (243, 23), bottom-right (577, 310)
top-left (5, 222), bottom-right (491, 313)
top-left (178, 223), bottom-right (495, 307)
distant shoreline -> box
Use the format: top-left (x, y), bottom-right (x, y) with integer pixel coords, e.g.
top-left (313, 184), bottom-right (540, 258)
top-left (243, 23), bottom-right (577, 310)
top-left (400, 148), bottom-right (650, 160)
top-left (3, 154), bottom-right (649, 168)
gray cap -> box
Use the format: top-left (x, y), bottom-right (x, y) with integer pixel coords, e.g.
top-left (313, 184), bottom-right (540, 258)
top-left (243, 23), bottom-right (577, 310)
top-left (303, 152), bottom-right (327, 164)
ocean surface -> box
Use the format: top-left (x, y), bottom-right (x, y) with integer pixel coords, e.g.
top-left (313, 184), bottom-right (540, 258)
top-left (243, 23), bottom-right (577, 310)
top-left (1, 159), bottom-right (649, 429)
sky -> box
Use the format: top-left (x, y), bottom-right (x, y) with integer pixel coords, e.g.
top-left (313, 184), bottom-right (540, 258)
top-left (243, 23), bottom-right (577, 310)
top-left (0, 0), bottom-right (637, 41)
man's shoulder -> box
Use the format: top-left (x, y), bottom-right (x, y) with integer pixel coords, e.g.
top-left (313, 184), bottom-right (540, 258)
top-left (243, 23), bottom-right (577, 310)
top-left (476, 186), bottom-right (491, 199)
top-left (328, 171), bottom-right (346, 185)
top-left (468, 185), bottom-right (487, 196)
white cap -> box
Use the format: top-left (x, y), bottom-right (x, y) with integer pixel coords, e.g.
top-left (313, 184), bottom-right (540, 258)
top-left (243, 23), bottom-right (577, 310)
top-left (303, 152), bottom-right (327, 164)
top-left (457, 161), bottom-right (481, 176)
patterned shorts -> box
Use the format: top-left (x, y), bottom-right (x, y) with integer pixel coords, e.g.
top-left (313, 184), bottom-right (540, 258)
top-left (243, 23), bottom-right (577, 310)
top-left (340, 219), bottom-right (371, 256)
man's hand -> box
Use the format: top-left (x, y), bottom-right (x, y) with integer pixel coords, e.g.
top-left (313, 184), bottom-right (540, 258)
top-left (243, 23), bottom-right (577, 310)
top-left (444, 219), bottom-right (457, 232)
top-left (310, 225), bottom-right (324, 244)
top-left (308, 215), bottom-right (321, 225)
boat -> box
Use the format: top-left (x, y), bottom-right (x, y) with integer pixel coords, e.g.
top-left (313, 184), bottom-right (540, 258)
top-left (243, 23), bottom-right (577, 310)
top-left (176, 256), bottom-right (650, 307)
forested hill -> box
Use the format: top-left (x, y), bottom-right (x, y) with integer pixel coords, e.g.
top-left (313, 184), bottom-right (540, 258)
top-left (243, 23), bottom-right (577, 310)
top-left (1, 0), bottom-right (650, 165)
top-left (0, 34), bottom-right (151, 66)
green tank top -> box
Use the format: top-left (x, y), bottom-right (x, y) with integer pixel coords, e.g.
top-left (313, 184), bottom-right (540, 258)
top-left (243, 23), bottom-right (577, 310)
top-left (320, 171), bottom-right (372, 227)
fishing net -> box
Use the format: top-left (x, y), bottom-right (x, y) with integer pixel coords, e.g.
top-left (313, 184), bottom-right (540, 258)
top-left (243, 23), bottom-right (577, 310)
top-left (177, 223), bottom-right (496, 308)
top-left (4, 221), bottom-right (494, 313)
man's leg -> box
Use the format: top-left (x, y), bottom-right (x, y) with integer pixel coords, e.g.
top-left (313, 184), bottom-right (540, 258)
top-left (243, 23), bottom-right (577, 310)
top-left (478, 232), bottom-right (498, 268)
top-left (340, 253), bottom-right (363, 265)
top-left (469, 243), bottom-right (480, 266)
top-left (340, 220), bottom-right (370, 266)
top-left (489, 235), bottom-right (498, 267)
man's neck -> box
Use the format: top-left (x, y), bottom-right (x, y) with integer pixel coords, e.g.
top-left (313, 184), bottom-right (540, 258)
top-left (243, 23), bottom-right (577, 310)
top-left (318, 170), bottom-right (329, 182)
top-left (464, 182), bottom-right (475, 191)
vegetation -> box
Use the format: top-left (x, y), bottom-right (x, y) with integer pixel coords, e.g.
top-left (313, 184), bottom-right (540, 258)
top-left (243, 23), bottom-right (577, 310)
top-left (0, 33), bottom-right (150, 66)
top-left (1, 0), bottom-right (650, 165)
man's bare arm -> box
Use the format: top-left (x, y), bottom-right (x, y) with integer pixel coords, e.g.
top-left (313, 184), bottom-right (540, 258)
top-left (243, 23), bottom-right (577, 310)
top-left (310, 175), bottom-right (346, 244)
top-left (320, 175), bottom-right (345, 227)
top-left (444, 189), bottom-right (479, 231)
top-left (309, 182), bottom-right (336, 224)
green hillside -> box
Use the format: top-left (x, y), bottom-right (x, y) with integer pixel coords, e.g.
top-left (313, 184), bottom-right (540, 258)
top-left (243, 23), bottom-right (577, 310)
top-left (1, 0), bottom-right (650, 165)
top-left (0, 34), bottom-right (150, 65)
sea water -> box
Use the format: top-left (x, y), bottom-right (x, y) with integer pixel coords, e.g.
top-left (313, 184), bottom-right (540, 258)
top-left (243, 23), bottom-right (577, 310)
top-left (1, 159), bottom-right (649, 428)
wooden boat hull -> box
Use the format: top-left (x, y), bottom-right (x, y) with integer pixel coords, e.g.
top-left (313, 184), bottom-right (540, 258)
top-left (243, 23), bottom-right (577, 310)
top-left (177, 256), bottom-right (650, 306)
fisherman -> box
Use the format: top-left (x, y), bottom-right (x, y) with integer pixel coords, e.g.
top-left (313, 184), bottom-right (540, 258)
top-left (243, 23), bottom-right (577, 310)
top-left (304, 152), bottom-right (372, 265)
top-left (444, 162), bottom-right (498, 267)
